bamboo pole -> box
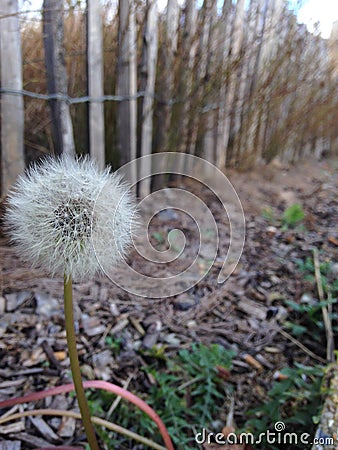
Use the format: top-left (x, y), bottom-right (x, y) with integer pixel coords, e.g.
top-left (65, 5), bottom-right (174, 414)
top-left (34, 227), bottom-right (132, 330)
top-left (139, 0), bottom-right (159, 198)
top-left (0, 0), bottom-right (25, 196)
top-left (87, 0), bottom-right (105, 169)
top-left (117, 0), bottom-right (137, 186)
top-left (43, 0), bottom-right (75, 156)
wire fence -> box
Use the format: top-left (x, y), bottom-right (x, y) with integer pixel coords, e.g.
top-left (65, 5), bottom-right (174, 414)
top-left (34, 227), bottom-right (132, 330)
top-left (1, 87), bottom-right (149, 103)
top-left (0, 87), bottom-right (223, 112)
top-left (1, 0), bottom-right (337, 198)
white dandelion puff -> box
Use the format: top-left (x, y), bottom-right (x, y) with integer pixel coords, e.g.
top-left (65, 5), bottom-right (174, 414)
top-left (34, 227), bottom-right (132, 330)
top-left (5, 155), bottom-right (137, 281)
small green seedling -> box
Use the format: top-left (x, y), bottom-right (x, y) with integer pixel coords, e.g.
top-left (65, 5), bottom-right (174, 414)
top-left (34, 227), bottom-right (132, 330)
top-left (282, 204), bottom-right (305, 228)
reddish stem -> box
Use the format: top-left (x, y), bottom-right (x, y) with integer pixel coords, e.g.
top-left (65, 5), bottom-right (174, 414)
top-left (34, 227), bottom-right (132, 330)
top-left (0, 380), bottom-right (174, 450)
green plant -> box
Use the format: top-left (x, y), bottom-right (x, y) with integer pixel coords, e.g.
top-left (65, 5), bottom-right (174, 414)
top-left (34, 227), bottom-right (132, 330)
top-left (105, 335), bottom-right (123, 355)
top-left (262, 206), bottom-right (276, 222)
top-left (284, 257), bottom-right (338, 341)
top-left (87, 343), bottom-right (236, 449)
top-left (284, 297), bottom-right (337, 341)
top-left (147, 343), bottom-right (235, 446)
top-left (295, 257), bottom-right (338, 296)
top-left (3, 156), bottom-right (160, 450)
top-left (244, 363), bottom-right (325, 450)
top-left (282, 204), bottom-right (305, 228)
top-left (152, 231), bottom-right (165, 246)
top-left (261, 204), bottom-right (305, 229)
top-left (140, 344), bottom-right (168, 360)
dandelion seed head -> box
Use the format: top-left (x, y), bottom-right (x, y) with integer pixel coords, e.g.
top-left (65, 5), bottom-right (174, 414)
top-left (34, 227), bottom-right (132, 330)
top-left (5, 155), bottom-right (137, 281)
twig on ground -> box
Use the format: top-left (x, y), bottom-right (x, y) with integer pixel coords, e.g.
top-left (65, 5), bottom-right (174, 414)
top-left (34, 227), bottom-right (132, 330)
top-left (0, 409), bottom-right (166, 450)
top-left (313, 248), bottom-right (334, 362)
top-left (106, 373), bottom-right (134, 418)
top-left (0, 380), bottom-right (174, 450)
top-left (278, 329), bottom-right (326, 364)
top-left (226, 396), bottom-right (235, 428)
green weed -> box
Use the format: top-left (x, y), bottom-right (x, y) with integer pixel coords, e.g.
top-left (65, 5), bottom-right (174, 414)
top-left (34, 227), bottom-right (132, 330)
top-left (105, 335), bottom-right (123, 355)
top-left (151, 231), bottom-right (165, 245)
top-left (262, 203), bottom-right (305, 229)
top-left (282, 204), bottom-right (305, 228)
top-left (244, 363), bottom-right (325, 450)
top-left (87, 343), bottom-right (235, 449)
top-left (284, 297), bottom-right (337, 341)
top-left (284, 256), bottom-right (338, 340)
top-left (262, 206), bottom-right (276, 222)
top-left (295, 257), bottom-right (338, 296)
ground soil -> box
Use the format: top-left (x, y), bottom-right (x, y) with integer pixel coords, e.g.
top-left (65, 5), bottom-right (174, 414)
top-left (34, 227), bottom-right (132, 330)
top-left (0, 156), bottom-right (337, 449)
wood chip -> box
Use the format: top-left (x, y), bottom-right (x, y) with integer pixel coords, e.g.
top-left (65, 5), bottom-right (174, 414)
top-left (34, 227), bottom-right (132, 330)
top-left (0, 387), bottom-right (18, 397)
top-left (58, 415), bottom-right (76, 438)
top-left (5, 291), bottom-right (32, 312)
top-left (0, 379), bottom-right (26, 389)
top-left (90, 283), bottom-right (100, 299)
top-left (0, 441), bottom-right (21, 450)
top-left (110, 303), bottom-right (120, 316)
top-left (328, 236), bottom-right (338, 246)
top-left (129, 316), bottom-right (145, 336)
top-left (264, 346), bottom-right (282, 353)
top-left (81, 314), bottom-right (106, 337)
top-left (0, 421), bottom-right (25, 435)
top-left (29, 416), bottom-right (61, 443)
top-left (92, 349), bottom-right (114, 369)
top-left (242, 353), bottom-right (264, 371)
top-left (99, 287), bottom-right (108, 302)
top-left (273, 370), bottom-right (289, 380)
top-left (41, 340), bottom-right (63, 370)
top-left (232, 360), bottom-right (250, 370)
top-left (254, 353), bottom-right (274, 369)
top-left (0, 297), bottom-right (5, 315)
top-left (110, 317), bottom-right (129, 334)
top-left (8, 432), bottom-right (51, 448)
top-left (248, 288), bottom-right (266, 302)
top-left (236, 298), bottom-right (266, 320)
top-left (21, 347), bottom-right (45, 367)
top-left (34, 292), bottom-right (60, 317)
top-left (53, 351), bottom-right (67, 361)
top-left (142, 321), bottom-right (162, 349)
top-left (142, 332), bottom-right (160, 349)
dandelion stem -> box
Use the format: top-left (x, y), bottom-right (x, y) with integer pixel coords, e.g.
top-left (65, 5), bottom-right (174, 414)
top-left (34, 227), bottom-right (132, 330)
top-left (64, 274), bottom-right (99, 450)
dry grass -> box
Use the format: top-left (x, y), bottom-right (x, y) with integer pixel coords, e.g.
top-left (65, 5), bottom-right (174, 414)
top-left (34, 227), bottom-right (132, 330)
top-left (19, 3), bottom-right (337, 168)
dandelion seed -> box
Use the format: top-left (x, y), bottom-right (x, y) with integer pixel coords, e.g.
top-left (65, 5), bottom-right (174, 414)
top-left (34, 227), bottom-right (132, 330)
top-left (5, 155), bottom-right (137, 281)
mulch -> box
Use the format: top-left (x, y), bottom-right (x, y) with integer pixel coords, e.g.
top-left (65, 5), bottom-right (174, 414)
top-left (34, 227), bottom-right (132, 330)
top-left (0, 157), bottom-right (337, 449)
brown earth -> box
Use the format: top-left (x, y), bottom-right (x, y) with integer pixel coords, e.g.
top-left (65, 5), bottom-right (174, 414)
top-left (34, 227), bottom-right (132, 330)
top-left (0, 156), bottom-right (337, 449)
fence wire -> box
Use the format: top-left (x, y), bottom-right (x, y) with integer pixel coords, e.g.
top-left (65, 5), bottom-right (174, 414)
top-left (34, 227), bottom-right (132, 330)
top-left (0, 87), bottom-right (179, 106)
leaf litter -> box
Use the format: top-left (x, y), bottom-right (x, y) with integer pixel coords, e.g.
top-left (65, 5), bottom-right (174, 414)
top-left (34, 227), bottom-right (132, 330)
top-left (0, 157), bottom-right (337, 449)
